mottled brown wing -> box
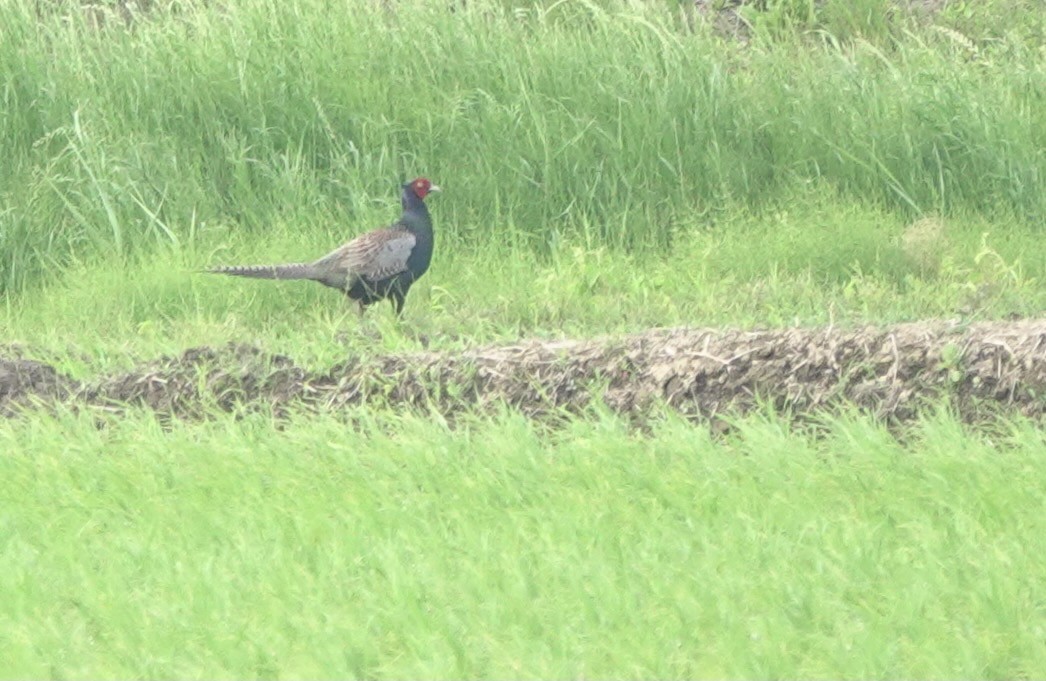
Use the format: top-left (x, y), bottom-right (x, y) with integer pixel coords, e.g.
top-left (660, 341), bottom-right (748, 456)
top-left (315, 227), bottom-right (417, 284)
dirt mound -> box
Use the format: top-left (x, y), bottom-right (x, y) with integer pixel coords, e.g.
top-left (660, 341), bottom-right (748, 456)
top-left (0, 349), bottom-right (79, 416)
top-left (2, 319), bottom-right (1045, 424)
top-left (81, 345), bottom-right (308, 420)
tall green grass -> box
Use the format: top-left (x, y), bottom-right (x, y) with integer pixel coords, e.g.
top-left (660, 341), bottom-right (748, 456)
top-left (2, 5), bottom-right (1044, 676)
top-left (2, 406), bottom-right (1044, 678)
top-left (0, 0), bottom-right (1042, 294)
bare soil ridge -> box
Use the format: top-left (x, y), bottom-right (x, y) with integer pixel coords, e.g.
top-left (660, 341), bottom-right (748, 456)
top-left (2, 319), bottom-right (1045, 423)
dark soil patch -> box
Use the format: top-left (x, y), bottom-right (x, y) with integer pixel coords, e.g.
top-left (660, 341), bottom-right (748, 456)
top-left (2, 320), bottom-right (1045, 425)
top-left (0, 350), bottom-right (79, 417)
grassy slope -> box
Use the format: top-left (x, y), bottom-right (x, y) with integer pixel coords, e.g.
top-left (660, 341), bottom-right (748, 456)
top-left (4, 192), bottom-right (1044, 376)
top-left (2, 408), bottom-right (1045, 678)
top-left (1, 0), bottom-right (1045, 676)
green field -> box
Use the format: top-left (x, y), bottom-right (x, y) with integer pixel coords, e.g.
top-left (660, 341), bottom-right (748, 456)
top-left (1, 0), bottom-right (1045, 676)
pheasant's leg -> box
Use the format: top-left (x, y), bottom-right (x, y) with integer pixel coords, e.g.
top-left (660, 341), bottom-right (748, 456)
top-left (390, 292), bottom-right (405, 317)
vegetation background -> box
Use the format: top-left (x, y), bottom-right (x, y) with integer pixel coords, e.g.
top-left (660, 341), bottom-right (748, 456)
top-left (1, 0), bottom-right (1044, 676)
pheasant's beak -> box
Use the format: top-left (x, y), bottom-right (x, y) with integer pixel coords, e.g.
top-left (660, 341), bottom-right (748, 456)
top-left (429, 185), bottom-right (441, 193)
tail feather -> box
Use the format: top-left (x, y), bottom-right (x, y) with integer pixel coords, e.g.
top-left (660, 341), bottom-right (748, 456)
top-left (205, 263), bottom-right (318, 281)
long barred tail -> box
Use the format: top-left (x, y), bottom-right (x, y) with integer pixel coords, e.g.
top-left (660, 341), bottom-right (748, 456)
top-left (205, 263), bottom-right (318, 281)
